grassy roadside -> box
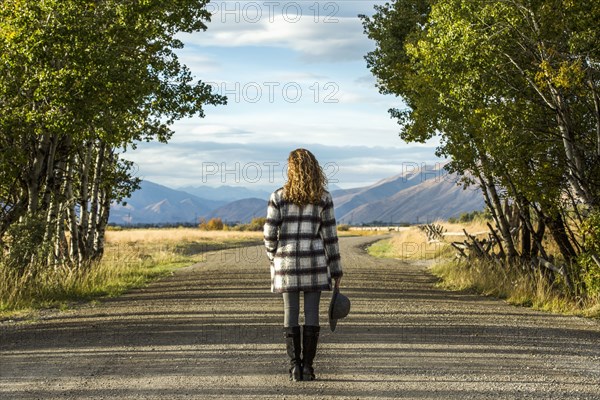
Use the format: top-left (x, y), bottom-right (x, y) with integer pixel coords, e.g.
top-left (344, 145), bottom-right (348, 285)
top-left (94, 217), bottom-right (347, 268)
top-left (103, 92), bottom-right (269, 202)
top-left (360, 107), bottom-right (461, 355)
top-left (0, 229), bottom-right (263, 320)
top-left (367, 222), bottom-right (600, 318)
top-left (366, 227), bottom-right (453, 261)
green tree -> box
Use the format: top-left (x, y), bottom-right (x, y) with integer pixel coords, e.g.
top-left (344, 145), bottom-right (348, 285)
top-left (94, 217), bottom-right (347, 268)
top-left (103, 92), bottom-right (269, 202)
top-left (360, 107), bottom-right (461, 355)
top-left (361, 0), bottom-right (600, 271)
top-left (0, 0), bottom-right (225, 270)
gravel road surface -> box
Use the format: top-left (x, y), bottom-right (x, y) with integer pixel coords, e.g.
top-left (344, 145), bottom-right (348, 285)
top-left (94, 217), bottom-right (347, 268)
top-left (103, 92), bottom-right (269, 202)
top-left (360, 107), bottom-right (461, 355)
top-left (1, 236), bottom-right (599, 399)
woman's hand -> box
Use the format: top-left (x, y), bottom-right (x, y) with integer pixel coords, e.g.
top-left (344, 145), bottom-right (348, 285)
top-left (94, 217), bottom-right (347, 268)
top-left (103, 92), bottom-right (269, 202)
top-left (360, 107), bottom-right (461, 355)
top-left (334, 278), bottom-right (341, 289)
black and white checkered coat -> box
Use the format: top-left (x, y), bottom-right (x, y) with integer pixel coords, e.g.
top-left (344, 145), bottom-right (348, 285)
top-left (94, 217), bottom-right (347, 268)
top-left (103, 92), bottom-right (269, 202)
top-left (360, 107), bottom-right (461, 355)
top-left (263, 188), bottom-right (343, 293)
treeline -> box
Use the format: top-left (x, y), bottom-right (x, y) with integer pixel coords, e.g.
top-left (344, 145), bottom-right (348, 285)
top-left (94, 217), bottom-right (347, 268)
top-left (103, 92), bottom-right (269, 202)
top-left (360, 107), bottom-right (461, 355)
top-left (447, 210), bottom-right (491, 224)
top-left (362, 1), bottom-right (600, 296)
top-left (0, 1), bottom-right (224, 274)
top-left (198, 217), bottom-right (267, 231)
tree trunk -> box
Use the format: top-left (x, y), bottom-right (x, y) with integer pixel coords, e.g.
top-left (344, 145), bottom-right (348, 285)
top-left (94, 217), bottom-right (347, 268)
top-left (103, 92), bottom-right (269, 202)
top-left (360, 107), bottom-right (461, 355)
top-left (476, 172), bottom-right (508, 260)
top-left (551, 87), bottom-right (595, 208)
top-left (42, 137), bottom-right (61, 256)
top-left (26, 133), bottom-right (52, 214)
top-left (95, 186), bottom-right (111, 259)
top-left (65, 162), bottom-right (80, 268)
top-left (531, 210), bottom-right (546, 259)
top-left (520, 204), bottom-right (531, 258)
top-left (544, 212), bottom-right (577, 262)
top-left (482, 171), bottom-right (518, 262)
top-left (87, 140), bottom-right (105, 258)
top-left (77, 140), bottom-right (94, 263)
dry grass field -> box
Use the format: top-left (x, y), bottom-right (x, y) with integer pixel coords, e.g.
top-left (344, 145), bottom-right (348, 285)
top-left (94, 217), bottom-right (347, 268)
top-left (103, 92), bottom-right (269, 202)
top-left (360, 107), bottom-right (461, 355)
top-left (103, 228), bottom-right (264, 266)
top-left (105, 228), bottom-right (264, 245)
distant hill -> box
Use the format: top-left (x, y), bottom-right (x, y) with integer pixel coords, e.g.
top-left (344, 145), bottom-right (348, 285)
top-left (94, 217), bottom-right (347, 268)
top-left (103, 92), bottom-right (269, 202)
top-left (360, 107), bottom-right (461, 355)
top-left (177, 185), bottom-right (271, 203)
top-left (332, 167), bottom-right (430, 219)
top-left (109, 181), bottom-right (224, 225)
top-left (335, 174), bottom-right (483, 224)
top-left (205, 198), bottom-right (268, 224)
top-left (109, 169), bottom-right (484, 225)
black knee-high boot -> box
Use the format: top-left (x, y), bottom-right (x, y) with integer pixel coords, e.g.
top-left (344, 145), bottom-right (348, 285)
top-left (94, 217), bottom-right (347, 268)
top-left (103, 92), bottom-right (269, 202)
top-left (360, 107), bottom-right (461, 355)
top-left (302, 325), bottom-right (320, 381)
top-left (284, 326), bottom-right (302, 381)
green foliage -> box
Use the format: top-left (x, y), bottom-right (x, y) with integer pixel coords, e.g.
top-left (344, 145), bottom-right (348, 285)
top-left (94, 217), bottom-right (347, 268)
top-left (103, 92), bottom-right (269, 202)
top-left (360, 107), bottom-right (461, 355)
top-left (0, 0), bottom-right (226, 150)
top-left (366, 239), bottom-right (394, 258)
top-left (3, 215), bottom-right (49, 273)
top-left (2, 0), bottom-right (223, 128)
top-left (247, 217), bottom-right (267, 232)
top-left (0, 0), bottom-right (225, 272)
top-left (337, 224), bottom-right (351, 232)
top-left (363, 0), bottom-right (600, 206)
top-left (577, 212), bottom-right (600, 296)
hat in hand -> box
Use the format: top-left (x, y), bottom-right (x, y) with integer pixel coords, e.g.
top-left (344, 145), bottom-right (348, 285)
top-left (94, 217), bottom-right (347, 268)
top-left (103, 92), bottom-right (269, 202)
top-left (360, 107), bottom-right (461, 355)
top-left (329, 287), bottom-right (351, 332)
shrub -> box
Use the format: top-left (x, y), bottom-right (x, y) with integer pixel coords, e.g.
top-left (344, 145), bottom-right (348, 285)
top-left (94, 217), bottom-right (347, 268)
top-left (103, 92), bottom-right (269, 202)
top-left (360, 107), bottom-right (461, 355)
top-left (198, 218), bottom-right (224, 231)
top-left (225, 217), bottom-right (266, 232)
top-left (449, 209), bottom-right (492, 224)
top-left (337, 224), bottom-right (350, 231)
top-left (3, 215), bottom-right (50, 273)
top-left (247, 217), bottom-right (266, 231)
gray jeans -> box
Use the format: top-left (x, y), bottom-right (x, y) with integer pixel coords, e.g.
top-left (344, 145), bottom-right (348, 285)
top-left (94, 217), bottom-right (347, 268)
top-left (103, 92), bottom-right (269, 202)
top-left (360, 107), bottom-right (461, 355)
top-left (283, 291), bottom-right (322, 327)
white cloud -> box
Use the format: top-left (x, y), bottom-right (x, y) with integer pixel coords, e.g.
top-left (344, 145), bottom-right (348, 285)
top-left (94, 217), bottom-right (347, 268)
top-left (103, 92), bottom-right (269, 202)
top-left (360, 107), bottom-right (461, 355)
top-left (354, 74), bottom-right (377, 88)
top-left (174, 52), bottom-right (222, 74)
top-left (123, 141), bottom-right (443, 189)
top-left (124, 1), bottom-right (441, 191)
top-left (181, 14), bottom-right (374, 62)
top-left (336, 89), bottom-right (371, 104)
top-left (272, 71), bottom-right (331, 82)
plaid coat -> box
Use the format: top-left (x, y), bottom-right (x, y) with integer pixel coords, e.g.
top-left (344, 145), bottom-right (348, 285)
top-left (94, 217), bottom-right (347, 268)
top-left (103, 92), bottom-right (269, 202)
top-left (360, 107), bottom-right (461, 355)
top-left (263, 188), bottom-right (343, 293)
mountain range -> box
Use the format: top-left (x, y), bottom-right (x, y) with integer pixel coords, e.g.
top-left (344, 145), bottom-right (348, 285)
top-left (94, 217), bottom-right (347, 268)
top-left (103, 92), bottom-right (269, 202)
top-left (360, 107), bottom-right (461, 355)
top-left (109, 166), bottom-right (484, 225)
top-left (332, 166), bottom-right (484, 224)
top-left (177, 185), bottom-right (271, 203)
top-left (109, 181), bottom-right (225, 225)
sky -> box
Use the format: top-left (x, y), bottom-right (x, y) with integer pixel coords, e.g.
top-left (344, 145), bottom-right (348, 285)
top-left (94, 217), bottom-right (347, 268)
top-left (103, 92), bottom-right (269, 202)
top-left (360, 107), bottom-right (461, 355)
top-left (124, 0), bottom-right (443, 191)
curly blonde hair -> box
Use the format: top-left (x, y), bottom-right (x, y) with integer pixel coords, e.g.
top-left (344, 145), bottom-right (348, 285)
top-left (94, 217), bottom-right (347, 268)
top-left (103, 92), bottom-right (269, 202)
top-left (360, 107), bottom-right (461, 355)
top-left (283, 148), bottom-right (327, 205)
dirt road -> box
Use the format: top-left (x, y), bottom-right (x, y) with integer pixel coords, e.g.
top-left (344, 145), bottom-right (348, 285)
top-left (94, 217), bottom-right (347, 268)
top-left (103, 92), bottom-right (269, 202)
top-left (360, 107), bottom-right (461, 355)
top-left (1, 236), bottom-right (599, 399)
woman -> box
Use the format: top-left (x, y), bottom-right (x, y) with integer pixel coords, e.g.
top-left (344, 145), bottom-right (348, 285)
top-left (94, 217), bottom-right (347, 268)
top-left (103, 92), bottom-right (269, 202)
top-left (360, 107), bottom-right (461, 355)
top-left (263, 148), bottom-right (343, 382)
